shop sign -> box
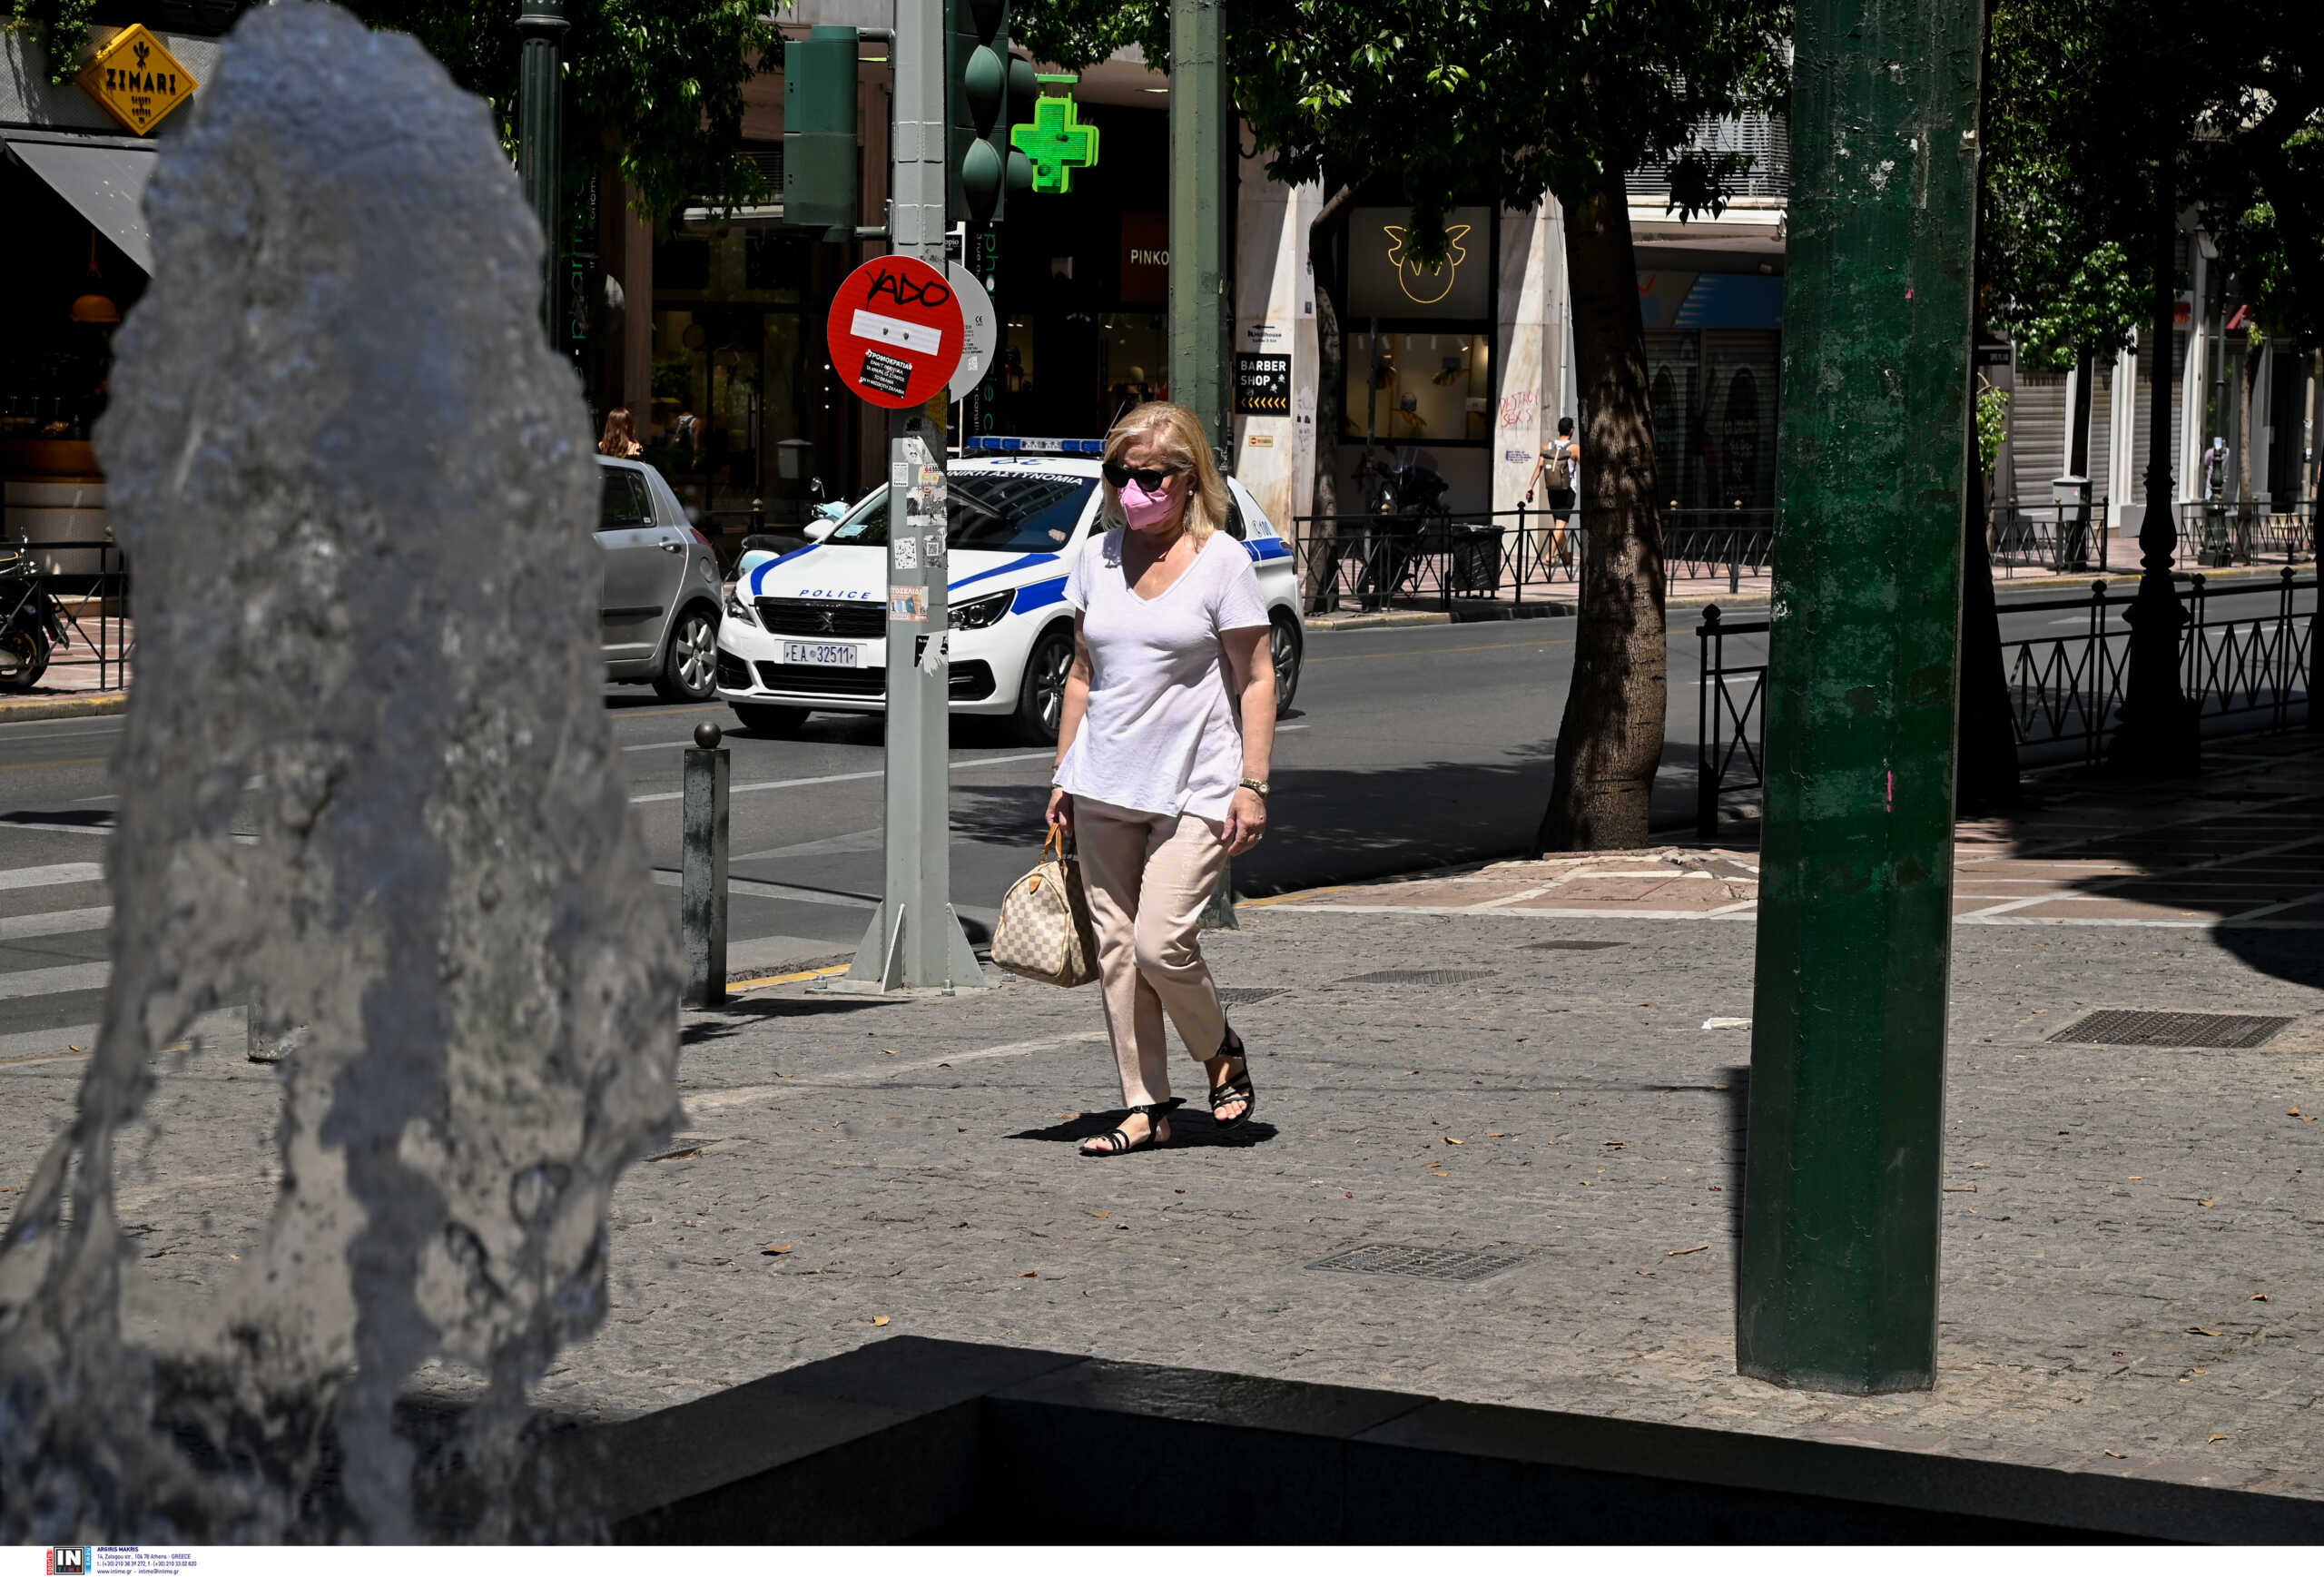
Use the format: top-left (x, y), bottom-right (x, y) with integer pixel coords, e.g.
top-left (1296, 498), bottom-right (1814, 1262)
top-left (1010, 82), bottom-right (1101, 194)
top-left (1235, 353), bottom-right (1291, 416)
top-left (1120, 213), bottom-right (1167, 305)
top-left (78, 25), bottom-right (198, 134)
top-left (1347, 206), bottom-right (1489, 320)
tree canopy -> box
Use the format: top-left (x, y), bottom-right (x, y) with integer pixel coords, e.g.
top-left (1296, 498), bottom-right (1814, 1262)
top-left (4, 0), bottom-right (783, 219)
top-left (1981, 0), bottom-right (2324, 365)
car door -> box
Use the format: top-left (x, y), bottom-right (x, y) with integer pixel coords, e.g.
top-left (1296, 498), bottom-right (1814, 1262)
top-left (596, 464), bottom-right (685, 668)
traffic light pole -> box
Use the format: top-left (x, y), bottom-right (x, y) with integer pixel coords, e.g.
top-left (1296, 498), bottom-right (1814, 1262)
top-left (1734, 0), bottom-right (1984, 1393)
top-left (516, 0), bottom-right (566, 335)
top-left (1170, 0), bottom-right (1241, 931)
top-left (834, 0), bottom-right (984, 995)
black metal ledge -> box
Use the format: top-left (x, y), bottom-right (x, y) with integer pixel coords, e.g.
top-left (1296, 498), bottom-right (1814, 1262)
top-left (547, 1336), bottom-right (2322, 1543)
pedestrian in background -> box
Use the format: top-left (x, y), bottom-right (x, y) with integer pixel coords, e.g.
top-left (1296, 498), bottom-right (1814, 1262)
top-left (1524, 415), bottom-right (1581, 567)
top-left (597, 406), bottom-right (642, 458)
top-left (1047, 401), bottom-right (1275, 1158)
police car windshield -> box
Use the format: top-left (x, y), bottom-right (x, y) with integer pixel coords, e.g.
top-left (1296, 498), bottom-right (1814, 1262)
top-left (824, 471), bottom-right (1097, 553)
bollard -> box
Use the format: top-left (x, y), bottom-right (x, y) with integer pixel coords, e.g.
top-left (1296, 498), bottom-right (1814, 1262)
top-left (683, 720), bottom-right (730, 1007)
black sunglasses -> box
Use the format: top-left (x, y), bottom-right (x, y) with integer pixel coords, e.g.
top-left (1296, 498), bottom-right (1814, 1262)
top-left (1102, 459), bottom-right (1187, 490)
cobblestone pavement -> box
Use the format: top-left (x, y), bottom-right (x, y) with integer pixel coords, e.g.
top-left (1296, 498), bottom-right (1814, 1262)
top-left (4, 744), bottom-right (2321, 1503)
top-left (1285, 733), bottom-right (2324, 928)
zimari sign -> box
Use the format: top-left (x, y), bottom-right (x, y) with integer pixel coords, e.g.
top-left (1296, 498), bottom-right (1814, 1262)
top-left (78, 25), bottom-right (198, 134)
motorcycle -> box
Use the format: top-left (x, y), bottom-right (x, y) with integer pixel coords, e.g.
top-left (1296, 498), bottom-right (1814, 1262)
top-left (1353, 450), bottom-right (1450, 610)
top-left (0, 543), bottom-right (67, 691)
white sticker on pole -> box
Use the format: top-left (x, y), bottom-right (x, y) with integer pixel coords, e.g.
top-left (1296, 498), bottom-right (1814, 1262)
top-left (852, 308), bottom-right (943, 357)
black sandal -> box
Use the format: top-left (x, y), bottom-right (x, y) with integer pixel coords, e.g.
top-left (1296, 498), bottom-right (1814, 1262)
top-left (1079, 1099), bottom-right (1182, 1158)
top-left (1207, 1027), bottom-right (1256, 1130)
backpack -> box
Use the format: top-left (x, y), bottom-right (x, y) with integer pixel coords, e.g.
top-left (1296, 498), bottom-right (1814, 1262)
top-left (1544, 440), bottom-right (1574, 491)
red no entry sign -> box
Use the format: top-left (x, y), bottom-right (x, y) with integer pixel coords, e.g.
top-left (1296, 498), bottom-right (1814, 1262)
top-left (826, 254), bottom-right (965, 409)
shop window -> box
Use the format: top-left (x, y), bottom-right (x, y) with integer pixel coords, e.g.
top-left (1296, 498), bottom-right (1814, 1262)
top-left (655, 236), bottom-right (711, 291)
top-left (1720, 369), bottom-right (1760, 507)
top-left (1344, 331), bottom-right (1491, 444)
top-left (744, 232), bottom-right (809, 296)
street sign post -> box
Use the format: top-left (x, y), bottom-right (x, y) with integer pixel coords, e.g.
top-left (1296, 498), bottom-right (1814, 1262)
top-left (825, 0), bottom-right (987, 998)
top-left (948, 261), bottom-right (1000, 401)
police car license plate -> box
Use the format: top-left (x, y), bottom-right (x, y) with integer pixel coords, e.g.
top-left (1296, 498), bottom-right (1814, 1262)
top-left (783, 640), bottom-right (860, 668)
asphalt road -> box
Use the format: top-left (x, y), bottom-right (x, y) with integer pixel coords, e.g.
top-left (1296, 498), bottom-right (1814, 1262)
top-left (2, 579), bottom-right (2310, 1048)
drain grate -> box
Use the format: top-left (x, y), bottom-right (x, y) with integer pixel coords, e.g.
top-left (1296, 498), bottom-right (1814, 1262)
top-left (1337, 969), bottom-right (1497, 986)
top-left (1308, 1244), bottom-right (1525, 1283)
top-left (2050, 1010), bottom-right (2295, 1050)
top-left (1216, 987), bottom-right (1285, 1008)
top-left (1525, 940), bottom-right (1625, 951)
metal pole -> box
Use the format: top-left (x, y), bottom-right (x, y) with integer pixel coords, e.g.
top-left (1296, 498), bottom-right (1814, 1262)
top-left (2108, 145), bottom-right (2199, 774)
top-left (1172, 0), bottom-right (1239, 933)
top-left (1735, 0), bottom-right (1984, 1395)
top-left (684, 722), bottom-right (731, 1008)
top-left (836, 0), bottom-right (985, 994)
top-left (517, 0), bottom-right (567, 336)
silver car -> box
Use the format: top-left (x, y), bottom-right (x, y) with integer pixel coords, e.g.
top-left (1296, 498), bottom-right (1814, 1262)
top-left (595, 456), bottom-right (724, 703)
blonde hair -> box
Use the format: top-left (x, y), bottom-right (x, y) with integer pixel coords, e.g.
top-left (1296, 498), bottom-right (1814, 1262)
top-left (1100, 401), bottom-right (1229, 541)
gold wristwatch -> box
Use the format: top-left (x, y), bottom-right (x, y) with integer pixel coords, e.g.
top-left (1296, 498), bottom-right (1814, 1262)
top-left (1238, 778), bottom-right (1270, 797)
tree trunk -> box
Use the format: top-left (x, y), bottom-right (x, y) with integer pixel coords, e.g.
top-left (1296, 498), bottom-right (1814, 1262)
top-left (1303, 183), bottom-right (1355, 611)
top-left (1535, 168), bottom-right (1666, 852)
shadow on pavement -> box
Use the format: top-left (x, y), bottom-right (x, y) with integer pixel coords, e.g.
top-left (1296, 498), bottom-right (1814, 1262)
top-left (680, 994), bottom-right (891, 1047)
top-left (1009, 1109), bottom-right (1281, 1150)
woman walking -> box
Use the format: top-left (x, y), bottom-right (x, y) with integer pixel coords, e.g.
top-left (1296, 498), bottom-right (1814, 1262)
top-left (1047, 402), bottom-right (1275, 1157)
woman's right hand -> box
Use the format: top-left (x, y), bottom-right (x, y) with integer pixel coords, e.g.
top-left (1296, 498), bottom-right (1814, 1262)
top-left (1046, 786), bottom-right (1074, 835)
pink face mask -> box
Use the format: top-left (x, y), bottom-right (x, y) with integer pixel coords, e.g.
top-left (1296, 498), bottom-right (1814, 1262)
top-left (1120, 478), bottom-right (1179, 531)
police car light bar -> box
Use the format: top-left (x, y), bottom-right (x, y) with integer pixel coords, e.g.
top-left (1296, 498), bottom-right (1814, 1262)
top-left (960, 436), bottom-right (1106, 455)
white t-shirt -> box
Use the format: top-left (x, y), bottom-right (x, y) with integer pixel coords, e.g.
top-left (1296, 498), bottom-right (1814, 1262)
top-left (1056, 527), bottom-right (1272, 821)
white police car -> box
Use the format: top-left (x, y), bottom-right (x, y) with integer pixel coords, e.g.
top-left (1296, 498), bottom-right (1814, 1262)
top-left (715, 438), bottom-right (1305, 743)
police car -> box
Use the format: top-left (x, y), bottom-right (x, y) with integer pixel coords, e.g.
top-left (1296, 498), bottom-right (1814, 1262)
top-left (715, 438), bottom-right (1305, 743)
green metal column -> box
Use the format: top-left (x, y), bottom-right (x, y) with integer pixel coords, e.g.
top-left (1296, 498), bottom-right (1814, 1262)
top-left (516, 0), bottom-right (567, 335)
top-left (1735, 0), bottom-right (1985, 1394)
top-left (1167, 0), bottom-right (1231, 442)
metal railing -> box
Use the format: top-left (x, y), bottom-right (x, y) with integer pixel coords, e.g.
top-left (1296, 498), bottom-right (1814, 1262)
top-left (1290, 503), bottom-right (1782, 612)
top-left (1695, 567), bottom-right (2319, 835)
top-left (2174, 499), bottom-right (2314, 568)
top-left (5, 537), bottom-right (133, 694)
top-left (1988, 501), bottom-right (2112, 577)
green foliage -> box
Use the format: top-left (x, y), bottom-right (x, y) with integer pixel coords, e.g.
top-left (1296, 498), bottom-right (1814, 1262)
top-left (1981, 0), bottom-right (2324, 351)
top-left (4, 0), bottom-right (103, 84)
top-left (349, 1), bottom-right (783, 221)
top-left (1016, 0), bottom-right (1789, 266)
top-left (1975, 380), bottom-right (2011, 476)
top-left (1, 0), bottom-right (782, 221)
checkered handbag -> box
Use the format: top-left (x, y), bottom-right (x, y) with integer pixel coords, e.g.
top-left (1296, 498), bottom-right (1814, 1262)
top-left (991, 828), bottom-right (1100, 988)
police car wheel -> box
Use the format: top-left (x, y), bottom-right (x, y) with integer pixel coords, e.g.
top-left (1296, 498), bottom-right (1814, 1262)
top-left (1016, 624), bottom-right (1076, 745)
top-left (731, 703), bottom-right (807, 737)
top-left (1269, 613), bottom-right (1303, 716)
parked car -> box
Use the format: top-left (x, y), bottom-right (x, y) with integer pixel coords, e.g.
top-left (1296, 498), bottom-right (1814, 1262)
top-left (715, 439), bottom-right (1306, 743)
top-left (594, 456), bottom-right (724, 702)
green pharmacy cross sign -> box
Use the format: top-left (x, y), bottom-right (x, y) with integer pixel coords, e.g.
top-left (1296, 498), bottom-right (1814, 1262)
top-left (1009, 75), bottom-right (1100, 193)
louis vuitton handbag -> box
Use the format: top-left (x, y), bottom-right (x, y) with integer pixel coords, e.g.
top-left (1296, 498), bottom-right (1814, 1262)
top-left (990, 828), bottom-right (1100, 987)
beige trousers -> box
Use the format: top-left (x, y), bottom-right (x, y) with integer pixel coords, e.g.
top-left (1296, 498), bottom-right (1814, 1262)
top-left (1073, 797), bottom-right (1230, 1109)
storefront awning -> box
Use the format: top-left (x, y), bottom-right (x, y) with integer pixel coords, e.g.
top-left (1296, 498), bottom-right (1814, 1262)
top-left (3, 130), bottom-right (157, 274)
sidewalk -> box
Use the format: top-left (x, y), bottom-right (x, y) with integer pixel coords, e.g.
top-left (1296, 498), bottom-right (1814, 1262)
top-left (4, 738), bottom-right (2320, 1509)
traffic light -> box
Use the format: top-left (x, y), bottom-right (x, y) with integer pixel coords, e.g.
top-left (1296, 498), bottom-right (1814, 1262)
top-left (947, 0), bottom-right (1035, 223)
top-left (783, 25), bottom-right (859, 241)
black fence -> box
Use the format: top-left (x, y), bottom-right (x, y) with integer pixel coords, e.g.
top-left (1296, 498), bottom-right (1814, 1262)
top-left (4, 537), bottom-right (133, 694)
top-left (2175, 500), bottom-right (2315, 568)
top-left (1290, 505), bottom-right (1781, 612)
top-left (1988, 502), bottom-right (2112, 577)
top-left (1695, 567), bottom-right (2319, 835)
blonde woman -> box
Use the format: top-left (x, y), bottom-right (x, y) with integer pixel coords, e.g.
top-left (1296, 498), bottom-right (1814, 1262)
top-left (1046, 402), bottom-right (1275, 1158)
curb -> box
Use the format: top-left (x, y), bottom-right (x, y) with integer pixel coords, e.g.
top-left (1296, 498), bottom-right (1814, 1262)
top-left (1668, 558), bottom-right (2310, 614)
top-left (0, 693), bottom-right (128, 723)
top-left (1308, 603), bottom-right (1575, 632)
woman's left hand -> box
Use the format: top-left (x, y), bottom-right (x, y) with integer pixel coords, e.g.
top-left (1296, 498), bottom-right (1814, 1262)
top-left (1222, 787), bottom-right (1267, 856)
